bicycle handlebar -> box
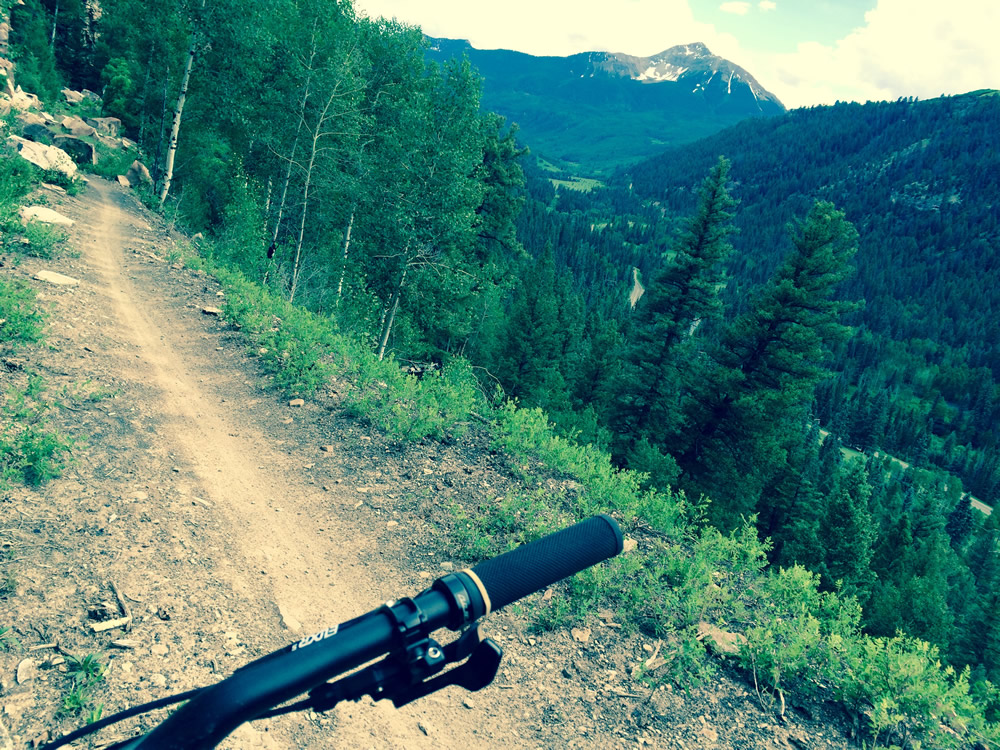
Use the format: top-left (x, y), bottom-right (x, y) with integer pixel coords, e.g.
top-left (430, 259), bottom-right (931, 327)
top-left (469, 513), bottom-right (623, 613)
top-left (48, 515), bottom-right (623, 750)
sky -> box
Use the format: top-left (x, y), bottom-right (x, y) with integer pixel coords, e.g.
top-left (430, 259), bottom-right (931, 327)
top-left (350, 0), bottom-right (1000, 109)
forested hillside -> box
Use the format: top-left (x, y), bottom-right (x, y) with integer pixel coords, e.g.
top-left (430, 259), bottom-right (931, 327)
top-left (6, 0), bottom-right (1000, 743)
top-left (9, 0), bottom-right (527, 365)
top-left (622, 94), bottom-right (1000, 507)
top-left (500, 93), bottom-right (1000, 682)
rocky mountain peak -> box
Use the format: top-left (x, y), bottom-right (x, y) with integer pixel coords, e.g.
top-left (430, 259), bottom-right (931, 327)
top-left (591, 43), bottom-right (784, 113)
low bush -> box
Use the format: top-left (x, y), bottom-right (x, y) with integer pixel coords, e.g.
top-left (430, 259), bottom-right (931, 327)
top-left (0, 276), bottom-right (73, 489)
top-left (83, 142), bottom-right (138, 181)
top-left (0, 155), bottom-right (34, 230)
top-left (1, 374), bottom-right (75, 488)
top-left (19, 220), bottom-right (70, 258)
top-left (0, 279), bottom-right (47, 350)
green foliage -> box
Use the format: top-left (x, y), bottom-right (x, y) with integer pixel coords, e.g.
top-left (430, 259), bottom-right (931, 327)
top-left (1, 374), bottom-right (74, 488)
top-left (343, 355), bottom-right (483, 442)
top-left (676, 200), bottom-right (860, 526)
top-left (0, 625), bottom-right (20, 651)
top-left (0, 275), bottom-right (71, 489)
top-left (0, 154), bottom-right (34, 231)
top-left (841, 637), bottom-right (997, 749)
top-left (9, 0), bottom-right (62, 102)
top-left (625, 437), bottom-right (680, 491)
top-left (0, 279), bottom-right (46, 350)
top-left (100, 56), bottom-right (138, 128)
top-left (453, 401), bottom-right (1000, 746)
top-left (57, 652), bottom-right (106, 719)
top-left (211, 263), bottom-right (484, 441)
top-left (84, 142), bottom-right (139, 181)
top-left (18, 220), bottom-right (70, 258)
top-left (609, 156), bottom-right (736, 460)
top-left (739, 565), bottom-right (862, 707)
top-left (216, 267), bottom-right (340, 395)
top-left (64, 651), bottom-right (106, 685)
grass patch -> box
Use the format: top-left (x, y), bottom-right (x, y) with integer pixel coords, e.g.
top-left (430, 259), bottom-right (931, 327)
top-left (0, 154), bottom-right (34, 230)
top-left (0, 625), bottom-right (20, 650)
top-left (56, 651), bottom-right (106, 721)
top-left (18, 220), bottom-right (70, 258)
top-left (1, 374), bottom-right (75, 488)
top-left (202, 263), bottom-right (486, 442)
top-left (550, 176), bottom-right (603, 192)
top-left (83, 141), bottom-right (138, 181)
top-left (0, 279), bottom-right (47, 351)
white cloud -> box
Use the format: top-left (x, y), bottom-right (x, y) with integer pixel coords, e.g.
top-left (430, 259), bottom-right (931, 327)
top-left (352, 0), bottom-right (738, 58)
top-left (720, 1), bottom-right (752, 14)
top-left (353, 0), bottom-right (1000, 109)
top-left (741, 0), bottom-right (1000, 108)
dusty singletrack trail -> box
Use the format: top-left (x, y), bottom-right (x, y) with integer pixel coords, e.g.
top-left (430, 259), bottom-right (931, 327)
top-left (4, 180), bottom-right (545, 749)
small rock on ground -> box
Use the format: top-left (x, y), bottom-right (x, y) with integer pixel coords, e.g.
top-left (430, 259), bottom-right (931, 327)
top-left (33, 270), bottom-right (79, 286)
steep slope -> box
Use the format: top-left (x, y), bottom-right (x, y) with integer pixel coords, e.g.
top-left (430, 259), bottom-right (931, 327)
top-left (624, 91), bottom-right (1000, 375)
top-left (619, 90), bottom-right (1000, 502)
top-left (425, 38), bottom-right (785, 176)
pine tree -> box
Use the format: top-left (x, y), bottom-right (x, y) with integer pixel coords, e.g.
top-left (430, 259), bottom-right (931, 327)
top-left (10, 0), bottom-right (62, 101)
top-left (494, 245), bottom-right (572, 416)
top-left (945, 495), bottom-right (974, 550)
top-left (823, 462), bottom-right (876, 602)
top-left (678, 200), bottom-right (860, 527)
top-left (608, 156), bottom-right (736, 461)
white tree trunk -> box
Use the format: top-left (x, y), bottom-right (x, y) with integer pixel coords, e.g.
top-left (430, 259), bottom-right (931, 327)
top-left (50, 0), bottom-right (59, 46)
top-left (377, 268), bottom-right (407, 361)
top-left (158, 0), bottom-right (206, 209)
top-left (288, 128), bottom-right (320, 304)
top-left (334, 209), bottom-right (354, 306)
top-left (270, 26), bottom-right (317, 246)
top-left (158, 37), bottom-right (195, 209)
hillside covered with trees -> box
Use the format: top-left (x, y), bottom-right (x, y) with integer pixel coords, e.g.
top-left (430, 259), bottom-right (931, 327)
top-left (5, 0), bottom-right (1000, 743)
top-left (502, 92), bottom-right (1000, 683)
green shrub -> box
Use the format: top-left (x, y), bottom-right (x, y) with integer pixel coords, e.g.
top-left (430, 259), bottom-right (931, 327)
top-left (212, 263), bottom-right (484, 440)
top-left (0, 155), bottom-right (34, 230)
top-left (216, 267), bottom-right (342, 395)
top-left (0, 279), bottom-right (46, 349)
top-left (19, 219), bottom-right (70, 258)
top-left (84, 142), bottom-right (138, 181)
top-left (1, 375), bottom-right (74, 488)
top-left (0, 625), bottom-right (20, 650)
top-left (344, 356), bottom-right (483, 442)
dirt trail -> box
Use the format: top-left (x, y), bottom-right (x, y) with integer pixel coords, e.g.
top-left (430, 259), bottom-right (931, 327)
top-left (2, 180), bottom-right (533, 749)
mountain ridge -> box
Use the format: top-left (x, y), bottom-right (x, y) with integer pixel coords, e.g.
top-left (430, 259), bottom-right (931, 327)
top-left (424, 37), bottom-right (785, 175)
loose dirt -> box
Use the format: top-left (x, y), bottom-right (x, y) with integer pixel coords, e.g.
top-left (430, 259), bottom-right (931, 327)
top-left (1, 178), bottom-right (855, 749)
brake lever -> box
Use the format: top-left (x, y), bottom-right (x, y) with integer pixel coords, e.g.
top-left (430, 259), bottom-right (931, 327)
top-left (307, 624), bottom-right (502, 712)
top-left (390, 636), bottom-right (502, 707)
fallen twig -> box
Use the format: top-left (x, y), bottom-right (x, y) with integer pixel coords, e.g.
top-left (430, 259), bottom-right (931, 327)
top-left (91, 616), bottom-right (132, 634)
top-left (108, 579), bottom-right (133, 632)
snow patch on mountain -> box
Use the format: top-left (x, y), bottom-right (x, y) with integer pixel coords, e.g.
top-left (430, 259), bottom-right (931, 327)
top-left (636, 64), bottom-right (688, 82)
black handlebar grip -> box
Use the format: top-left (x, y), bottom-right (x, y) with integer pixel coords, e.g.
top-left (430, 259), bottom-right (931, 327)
top-left (468, 514), bottom-right (624, 614)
